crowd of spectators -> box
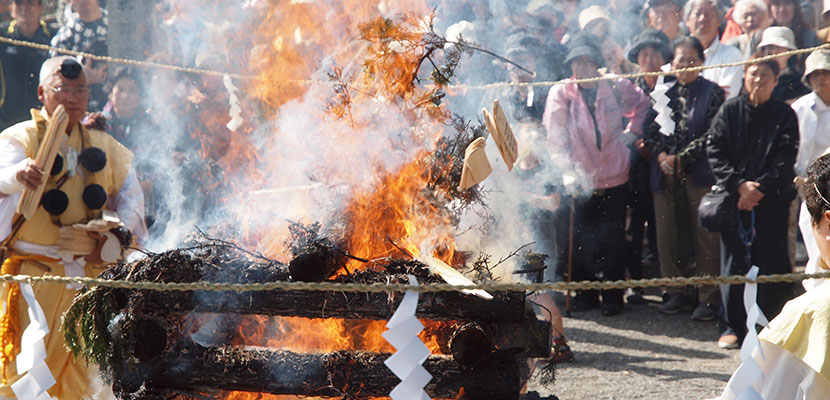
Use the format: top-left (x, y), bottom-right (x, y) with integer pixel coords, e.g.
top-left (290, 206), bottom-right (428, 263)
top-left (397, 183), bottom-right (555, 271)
top-left (439, 0), bottom-right (830, 351)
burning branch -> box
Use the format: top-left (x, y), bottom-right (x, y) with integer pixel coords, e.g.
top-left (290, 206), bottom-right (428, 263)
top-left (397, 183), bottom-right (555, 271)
top-left (325, 66), bottom-right (356, 127)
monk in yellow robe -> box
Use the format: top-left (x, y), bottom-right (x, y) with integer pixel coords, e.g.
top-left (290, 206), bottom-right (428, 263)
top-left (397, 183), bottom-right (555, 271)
top-left (0, 56), bottom-right (144, 399)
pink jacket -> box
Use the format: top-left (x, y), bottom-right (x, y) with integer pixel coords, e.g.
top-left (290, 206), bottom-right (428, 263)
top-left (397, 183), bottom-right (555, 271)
top-left (542, 77), bottom-right (650, 190)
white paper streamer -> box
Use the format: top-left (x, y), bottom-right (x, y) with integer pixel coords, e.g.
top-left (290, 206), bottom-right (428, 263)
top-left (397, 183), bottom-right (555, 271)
top-left (382, 275), bottom-right (431, 400)
top-left (223, 75), bottom-right (243, 131)
top-left (11, 283), bottom-right (55, 400)
top-left (720, 266), bottom-right (770, 399)
top-left (649, 76), bottom-right (676, 137)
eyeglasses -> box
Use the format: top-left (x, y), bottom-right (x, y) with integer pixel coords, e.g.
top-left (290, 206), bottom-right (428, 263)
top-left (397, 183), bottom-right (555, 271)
top-left (44, 84), bottom-right (89, 98)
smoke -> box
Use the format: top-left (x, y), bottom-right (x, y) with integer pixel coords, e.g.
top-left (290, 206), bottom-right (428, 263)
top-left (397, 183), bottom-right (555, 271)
top-left (122, 0), bottom-right (623, 278)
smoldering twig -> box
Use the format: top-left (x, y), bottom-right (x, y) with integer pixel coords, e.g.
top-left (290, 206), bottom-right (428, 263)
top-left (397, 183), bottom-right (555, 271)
top-left (127, 246), bottom-right (158, 257)
top-left (413, 91), bottom-right (446, 107)
top-left (489, 242), bottom-right (536, 272)
top-left (331, 247), bottom-right (371, 263)
top-left (192, 226), bottom-right (276, 263)
top-left (386, 236), bottom-right (416, 259)
top-left (445, 39), bottom-right (534, 76)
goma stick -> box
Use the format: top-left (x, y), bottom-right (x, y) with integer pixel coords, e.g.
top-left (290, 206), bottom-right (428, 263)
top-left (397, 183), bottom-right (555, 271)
top-left (16, 105), bottom-right (69, 220)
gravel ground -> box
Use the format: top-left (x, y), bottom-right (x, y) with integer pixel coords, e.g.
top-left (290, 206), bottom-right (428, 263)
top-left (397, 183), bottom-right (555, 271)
top-left (527, 291), bottom-right (742, 400)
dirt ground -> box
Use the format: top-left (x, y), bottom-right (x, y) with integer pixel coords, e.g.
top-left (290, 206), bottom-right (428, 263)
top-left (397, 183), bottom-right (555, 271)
top-left (527, 289), bottom-right (743, 400)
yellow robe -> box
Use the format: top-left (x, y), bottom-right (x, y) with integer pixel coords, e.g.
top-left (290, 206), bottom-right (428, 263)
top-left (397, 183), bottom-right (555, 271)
top-left (759, 280), bottom-right (830, 383)
top-left (0, 110), bottom-right (132, 399)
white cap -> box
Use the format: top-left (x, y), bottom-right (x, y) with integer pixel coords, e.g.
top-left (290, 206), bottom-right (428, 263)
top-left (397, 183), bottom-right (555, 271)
top-left (757, 26), bottom-right (797, 50)
top-left (804, 49), bottom-right (830, 84)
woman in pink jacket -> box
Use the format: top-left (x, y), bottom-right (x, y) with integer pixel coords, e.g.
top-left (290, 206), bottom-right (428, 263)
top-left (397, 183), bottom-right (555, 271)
top-left (542, 31), bottom-right (651, 316)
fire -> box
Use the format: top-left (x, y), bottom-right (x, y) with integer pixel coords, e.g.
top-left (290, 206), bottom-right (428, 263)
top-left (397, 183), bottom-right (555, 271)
top-left (228, 315), bottom-right (447, 355)
top-left (343, 153), bottom-right (457, 269)
top-left (167, 2), bottom-right (477, 398)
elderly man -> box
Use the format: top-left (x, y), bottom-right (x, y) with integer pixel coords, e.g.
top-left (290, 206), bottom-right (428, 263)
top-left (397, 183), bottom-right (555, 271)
top-left (0, 56), bottom-right (144, 398)
top-left (685, 0), bottom-right (745, 98)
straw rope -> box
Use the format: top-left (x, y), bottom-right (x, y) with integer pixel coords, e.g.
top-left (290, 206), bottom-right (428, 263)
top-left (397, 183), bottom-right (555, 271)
top-left (1, 270), bottom-right (829, 293)
top-left (2, 36), bottom-right (828, 89)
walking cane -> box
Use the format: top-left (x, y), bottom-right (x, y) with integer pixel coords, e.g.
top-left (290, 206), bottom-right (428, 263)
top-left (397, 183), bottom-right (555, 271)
top-left (565, 196), bottom-right (575, 318)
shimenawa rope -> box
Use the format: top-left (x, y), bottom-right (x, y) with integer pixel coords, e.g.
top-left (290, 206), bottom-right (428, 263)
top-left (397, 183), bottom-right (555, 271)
top-left (1, 36), bottom-right (827, 89)
top-left (1, 270), bottom-right (828, 293)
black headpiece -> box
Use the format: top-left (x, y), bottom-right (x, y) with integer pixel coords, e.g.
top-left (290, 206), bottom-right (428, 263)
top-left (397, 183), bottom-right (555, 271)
top-left (59, 58), bottom-right (83, 80)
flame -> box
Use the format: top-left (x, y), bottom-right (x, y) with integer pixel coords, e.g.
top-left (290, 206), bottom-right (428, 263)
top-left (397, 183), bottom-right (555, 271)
top-left (342, 153), bottom-right (456, 269)
top-left (227, 315), bottom-right (447, 355)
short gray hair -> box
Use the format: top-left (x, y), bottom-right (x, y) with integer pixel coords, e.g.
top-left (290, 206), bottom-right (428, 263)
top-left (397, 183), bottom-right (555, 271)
top-left (734, 0), bottom-right (768, 25)
top-left (683, 0), bottom-right (725, 21)
top-left (38, 56), bottom-right (83, 86)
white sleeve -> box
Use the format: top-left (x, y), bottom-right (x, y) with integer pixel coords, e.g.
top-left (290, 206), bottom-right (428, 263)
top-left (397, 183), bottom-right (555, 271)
top-left (721, 64), bottom-right (744, 100)
top-left (111, 168), bottom-right (147, 244)
top-left (0, 138), bottom-right (28, 241)
top-left (0, 138), bottom-right (28, 195)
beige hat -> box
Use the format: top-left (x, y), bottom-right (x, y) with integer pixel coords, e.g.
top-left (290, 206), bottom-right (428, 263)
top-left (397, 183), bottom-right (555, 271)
top-left (578, 6), bottom-right (611, 30)
top-left (757, 26), bottom-right (797, 50)
top-left (804, 49), bottom-right (830, 85)
top-left (527, 0), bottom-right (555, 13)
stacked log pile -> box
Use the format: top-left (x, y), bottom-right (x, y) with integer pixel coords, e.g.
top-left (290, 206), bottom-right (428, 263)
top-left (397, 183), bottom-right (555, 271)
top-left (64, 244), bottom-right (549, 399)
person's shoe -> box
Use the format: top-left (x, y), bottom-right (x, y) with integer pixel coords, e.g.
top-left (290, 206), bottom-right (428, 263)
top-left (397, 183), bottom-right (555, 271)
top-left (718, 334), bottom-right (740, 349)
top-left (551, 336), bottom-right (575, 363)
top-left (691, 303), bottom-right (718, 322)
top-left (661, 289), bottom-right (671, 304)
top-left (626, 288), bottom-right (645, 305)
top-left (658, 293), bottom-right (696, 315)
top-left (601, 302), bottom-right (623, 316)
top-left (641, 250), bottom-right (659, 267)
top-left (570, 291), bottom-right (600, 311)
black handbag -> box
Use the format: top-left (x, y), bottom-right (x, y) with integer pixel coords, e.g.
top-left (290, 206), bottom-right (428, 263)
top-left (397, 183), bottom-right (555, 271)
top-left (698, 185), bottom-right (736, 232)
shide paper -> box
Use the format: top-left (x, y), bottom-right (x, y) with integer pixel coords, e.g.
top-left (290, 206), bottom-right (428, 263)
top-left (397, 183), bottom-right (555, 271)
top-left (382, 275), bottom-right (431, 400)
top-left (11, 283), bottom-right (55, 400)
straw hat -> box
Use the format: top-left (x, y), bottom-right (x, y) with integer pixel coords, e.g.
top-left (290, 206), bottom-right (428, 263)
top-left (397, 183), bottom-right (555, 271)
top-left (757, 26), bottom-right (797, 50)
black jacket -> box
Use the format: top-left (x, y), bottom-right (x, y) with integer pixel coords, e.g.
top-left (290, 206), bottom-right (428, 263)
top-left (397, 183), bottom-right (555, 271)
top-left (0, 20), bottom-right (56, 130)
top-left (705, 94), bottom-right (798, 202)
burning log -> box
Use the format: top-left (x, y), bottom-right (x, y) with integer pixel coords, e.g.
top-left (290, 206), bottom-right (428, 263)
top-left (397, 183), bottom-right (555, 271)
top-left (65, 247), bottom-right (548, 399)
top-left (287, 245), bottom-right (344, 282)
top-left (97, 249), bottom-right (525, 323)
top-left (112, 337), bottom-right (522, 400)
top-left (450, 323), bottom-right (492, 367)
top-left (135, 286), bottom-right (525, 323)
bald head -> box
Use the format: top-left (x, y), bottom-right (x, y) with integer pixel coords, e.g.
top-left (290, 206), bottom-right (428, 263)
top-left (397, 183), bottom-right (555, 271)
top-left (38, 57), bottom-right (89, 128)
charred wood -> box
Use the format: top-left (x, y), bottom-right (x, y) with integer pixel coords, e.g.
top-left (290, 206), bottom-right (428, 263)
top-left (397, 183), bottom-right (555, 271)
top-left (450, 323), bottom-right (492, 367)
top-left (132, 287), bottom-right (525, 323)
top-left (112, 338), bottom-right (521, 400)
